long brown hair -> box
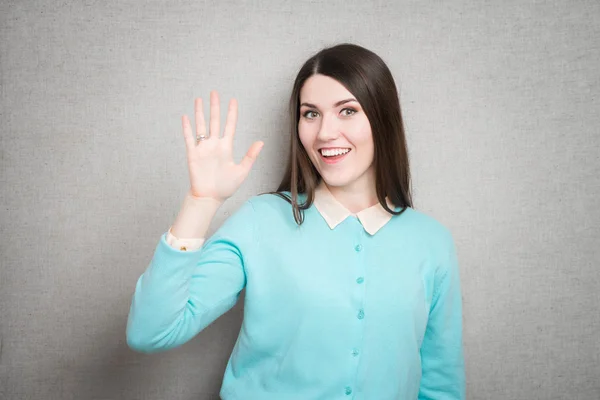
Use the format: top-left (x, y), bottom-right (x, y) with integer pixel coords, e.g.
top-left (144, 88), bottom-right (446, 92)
top-left (260, 42), bottom-right (413, 225)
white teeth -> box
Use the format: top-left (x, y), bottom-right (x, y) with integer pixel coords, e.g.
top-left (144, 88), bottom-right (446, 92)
top-left (321, 148), bottom-right (350, 157)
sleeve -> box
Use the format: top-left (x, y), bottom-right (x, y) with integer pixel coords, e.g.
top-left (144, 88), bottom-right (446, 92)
top-left (166, 227), bottom-right (205, 251)
top-left (418, 233), bottom-right (466, 400)
top-left (126, 199), bottom-right (257, 354)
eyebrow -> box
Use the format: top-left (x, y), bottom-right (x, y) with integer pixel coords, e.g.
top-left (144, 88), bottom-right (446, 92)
top-left (300, 98), bottom-right (357, 109)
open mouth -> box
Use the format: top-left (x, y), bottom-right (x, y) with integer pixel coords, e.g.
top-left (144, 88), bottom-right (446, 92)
top-left (319, 148), bottom-right (351, 164)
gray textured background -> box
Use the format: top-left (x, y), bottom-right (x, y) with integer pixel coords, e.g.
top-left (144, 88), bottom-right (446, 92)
top-left (1, 1), bottom-right (599, 399)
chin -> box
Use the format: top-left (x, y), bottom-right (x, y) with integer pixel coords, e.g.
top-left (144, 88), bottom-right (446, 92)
top-left (319, 173), bottom-right (355, 188)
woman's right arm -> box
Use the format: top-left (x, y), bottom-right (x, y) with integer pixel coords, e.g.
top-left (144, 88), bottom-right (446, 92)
top-left (125, 196), bottom-right (258, 354)
top-left (126, 91), bottom-right (263, 353)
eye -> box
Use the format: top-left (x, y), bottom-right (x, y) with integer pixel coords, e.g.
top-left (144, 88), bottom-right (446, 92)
top-left (302, 110), bottom-right (318, 119)
top-left (341, 107), bottom-right (357, 116)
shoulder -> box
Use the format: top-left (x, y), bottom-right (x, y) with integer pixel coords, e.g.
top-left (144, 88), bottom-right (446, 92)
top-left (399, 207), bottom-right (455, 252)
top-left (247, 191), bottom-right (302, 218)
top-left (396, 208), bottom-right (459, 280)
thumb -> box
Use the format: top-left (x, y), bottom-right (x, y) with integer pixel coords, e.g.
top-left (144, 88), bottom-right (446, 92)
top-left (239, 141), bottom-right (264, 172)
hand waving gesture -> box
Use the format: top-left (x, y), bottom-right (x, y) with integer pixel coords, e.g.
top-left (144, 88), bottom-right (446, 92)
top-left (182, 91), bottom-right (264, 203)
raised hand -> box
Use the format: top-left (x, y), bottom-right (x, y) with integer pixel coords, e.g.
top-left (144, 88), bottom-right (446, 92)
top-left (182, 91), bottom-right (264, 203)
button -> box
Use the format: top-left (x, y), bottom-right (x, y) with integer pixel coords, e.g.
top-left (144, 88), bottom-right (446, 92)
top-left (345, 386), bottom-right (353, 395)
top-left (352, 348), bottom-right (359, 357)
top-left (357, 309), bottom-right (364, 319)
top-left (179, 246), bottom-right (187, 251)
top-left (356, 277), bottom-right (364, 284)
top-left (354, 244), bottom-right (363, 252)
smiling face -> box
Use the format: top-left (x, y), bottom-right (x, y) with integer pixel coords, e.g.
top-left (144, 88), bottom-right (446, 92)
top-left (298, 74), bottom-right (375, 192)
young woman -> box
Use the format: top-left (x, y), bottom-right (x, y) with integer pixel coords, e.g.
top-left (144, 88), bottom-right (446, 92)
top-left (126, 43), bottom-right (465, 399)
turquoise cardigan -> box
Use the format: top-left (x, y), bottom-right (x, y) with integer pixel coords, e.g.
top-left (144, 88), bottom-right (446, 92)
top-left (126, 192), bottom-right (465, 399)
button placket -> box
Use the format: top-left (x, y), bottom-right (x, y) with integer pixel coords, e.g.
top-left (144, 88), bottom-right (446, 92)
top-left (354, 239), bottom-right (366, 322)
top-left (348, 228), bottom-right (367, 398)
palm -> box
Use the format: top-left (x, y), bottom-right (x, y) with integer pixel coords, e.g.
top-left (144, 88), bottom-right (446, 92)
top-left (182, 91), bottom-right (263, 202)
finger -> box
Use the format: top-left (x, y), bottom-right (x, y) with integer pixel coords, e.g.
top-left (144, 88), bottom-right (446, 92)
top-left (182, 114), bottom-right (195, 151)
top-left (239, 141), bottom-right (264, 172)
top-left (195, 97), bottom-right (207, 141)
top-left (223, 98), bottom-right (238, 143)
top-left (209, 90), bottom-right (220, 139)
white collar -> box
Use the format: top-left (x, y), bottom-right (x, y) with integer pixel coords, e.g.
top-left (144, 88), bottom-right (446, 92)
top-left (312, 180), bottom-right (397, 235)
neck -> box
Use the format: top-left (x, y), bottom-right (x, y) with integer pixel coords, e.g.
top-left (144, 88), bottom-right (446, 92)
top-left (324, 177), bottom-right (378, 214)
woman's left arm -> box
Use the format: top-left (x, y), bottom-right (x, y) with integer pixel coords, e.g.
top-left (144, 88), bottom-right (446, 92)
top-left (418, 234), bottom-right (466, 400)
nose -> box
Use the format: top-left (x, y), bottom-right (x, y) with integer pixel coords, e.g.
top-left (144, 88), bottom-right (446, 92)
top-left (316, 113), bottom-right (340, 141)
